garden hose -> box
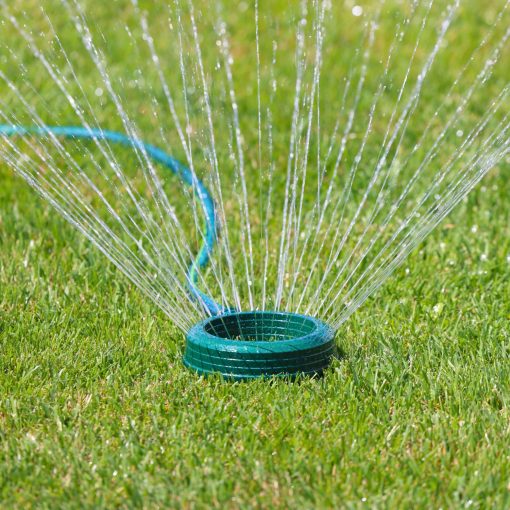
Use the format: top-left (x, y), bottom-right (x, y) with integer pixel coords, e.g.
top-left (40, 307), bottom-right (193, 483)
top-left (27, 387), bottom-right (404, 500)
top-left (0, 125), bottom-right (224, 315)
top-left (1, 125), bottom-right (336, 379)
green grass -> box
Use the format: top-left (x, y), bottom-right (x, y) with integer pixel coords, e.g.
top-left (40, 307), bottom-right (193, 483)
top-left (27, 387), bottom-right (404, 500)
top-left (2, 1), bottom-right (510, 508)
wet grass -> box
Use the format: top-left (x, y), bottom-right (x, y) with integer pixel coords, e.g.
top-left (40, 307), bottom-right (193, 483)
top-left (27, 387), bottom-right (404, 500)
top-left (2, 0), bottom-right (510, 508)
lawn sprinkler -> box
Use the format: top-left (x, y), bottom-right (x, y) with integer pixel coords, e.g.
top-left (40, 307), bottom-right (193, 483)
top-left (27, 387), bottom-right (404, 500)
top-left (0, 124), bottom-right (337, 380)
top-left (183, 310), bottom-right (336, 380)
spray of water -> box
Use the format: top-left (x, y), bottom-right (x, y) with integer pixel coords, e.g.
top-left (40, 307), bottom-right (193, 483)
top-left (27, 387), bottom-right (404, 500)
top-left (0, 0), bottom-right (509, 332)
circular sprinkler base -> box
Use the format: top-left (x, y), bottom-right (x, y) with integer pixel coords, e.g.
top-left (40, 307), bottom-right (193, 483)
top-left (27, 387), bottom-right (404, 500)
top-left (183, 311), bottom-right (336, 380)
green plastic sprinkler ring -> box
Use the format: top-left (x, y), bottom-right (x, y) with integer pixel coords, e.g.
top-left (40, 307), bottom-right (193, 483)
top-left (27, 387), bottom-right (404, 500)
top-left (183, 311), bottom-right (336, 380)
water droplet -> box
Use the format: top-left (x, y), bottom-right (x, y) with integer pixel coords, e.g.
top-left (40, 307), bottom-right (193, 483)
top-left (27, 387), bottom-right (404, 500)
top-left (471, 225), bottom-right (478, 234)
top-left (456, 129), bottom-right (464, 137)
top-left (352, 5), bottom-right (363, 17)
top-left (480, 253), bottom-right (488, 262)
top-left (95, 87), bottom-right (103, 97)
top-left (84, 35), bottom-right (92, 50)
top-left (432, 303), bottom-right (444, 315)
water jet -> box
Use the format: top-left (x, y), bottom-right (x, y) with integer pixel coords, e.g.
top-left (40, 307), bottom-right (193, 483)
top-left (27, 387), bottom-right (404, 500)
top-left (1, 1), bottom-right (509, 382)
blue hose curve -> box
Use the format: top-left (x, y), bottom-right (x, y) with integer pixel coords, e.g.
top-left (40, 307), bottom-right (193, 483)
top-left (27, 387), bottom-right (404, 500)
top-left (0, 125), bottom-right (226, 315)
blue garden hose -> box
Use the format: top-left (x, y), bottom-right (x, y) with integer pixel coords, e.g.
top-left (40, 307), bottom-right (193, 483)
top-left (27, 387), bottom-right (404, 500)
top-left (0, 124), bottom-right (225, 315)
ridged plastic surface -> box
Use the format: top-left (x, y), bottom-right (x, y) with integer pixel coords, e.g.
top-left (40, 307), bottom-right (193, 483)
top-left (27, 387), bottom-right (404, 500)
top-left (183, 311), bottom-right (336, 380)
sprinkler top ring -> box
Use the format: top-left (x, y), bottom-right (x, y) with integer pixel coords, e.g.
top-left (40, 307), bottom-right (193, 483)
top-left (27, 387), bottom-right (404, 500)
top-left (183, 311), bottom-right (336, 380)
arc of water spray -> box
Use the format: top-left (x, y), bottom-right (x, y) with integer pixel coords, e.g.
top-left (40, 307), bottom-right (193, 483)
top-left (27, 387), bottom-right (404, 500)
top-left (1, 0), bottom-right (509, 330)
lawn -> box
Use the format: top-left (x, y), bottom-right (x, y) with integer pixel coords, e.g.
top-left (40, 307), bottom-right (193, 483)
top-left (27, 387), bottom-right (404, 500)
top-left (1, 1), bottom-right (510, 508)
